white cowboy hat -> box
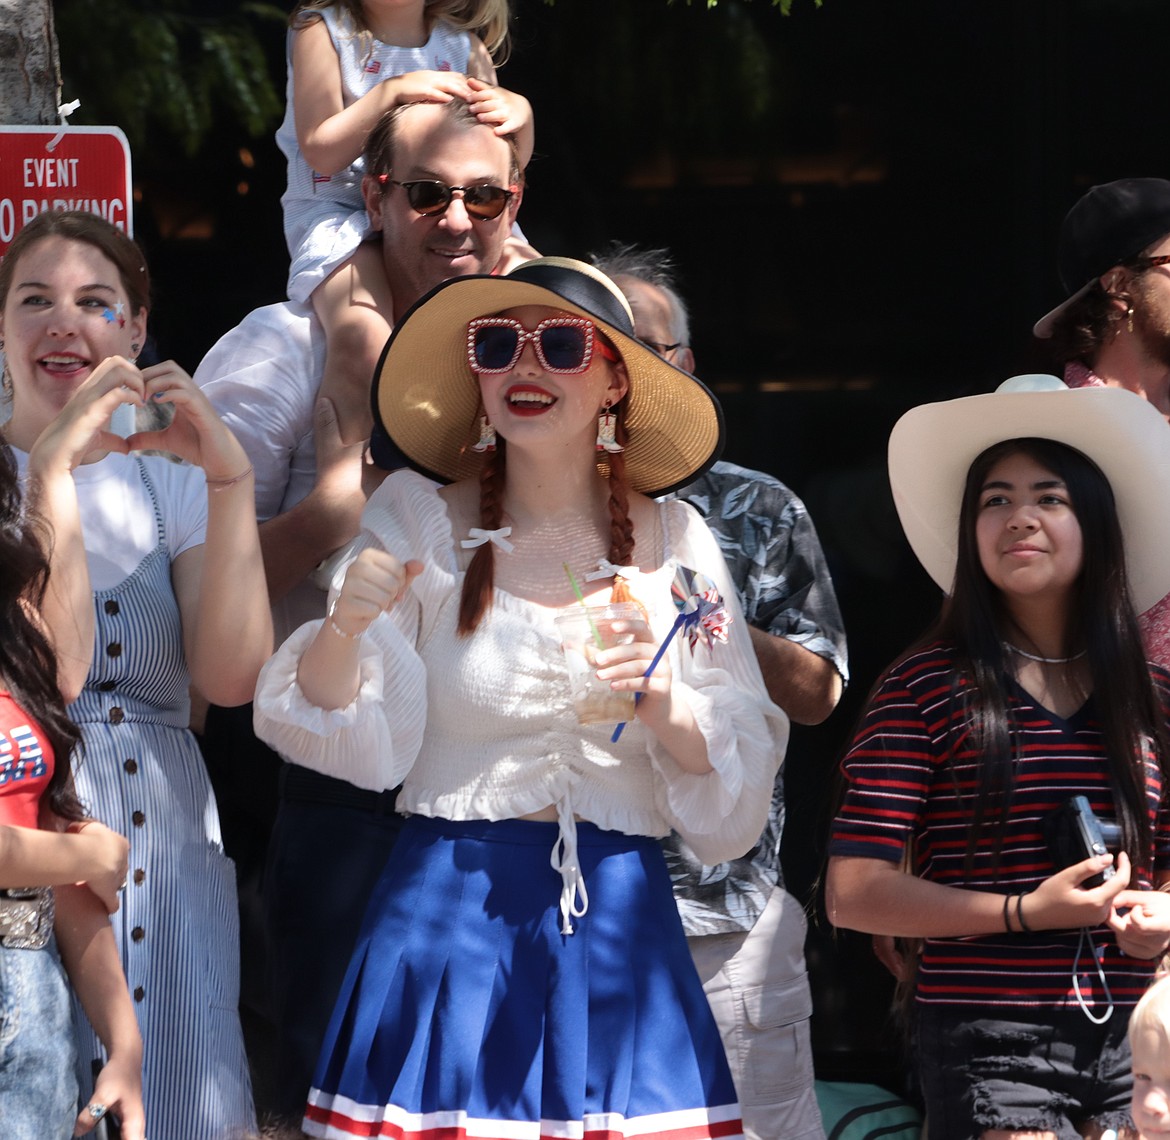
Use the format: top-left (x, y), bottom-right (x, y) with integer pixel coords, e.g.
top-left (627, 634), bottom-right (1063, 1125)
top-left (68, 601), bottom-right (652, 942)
top-left (372, 257), bottom-right (723, 497)
top-left (888, 374), bottom-right (1170, 612)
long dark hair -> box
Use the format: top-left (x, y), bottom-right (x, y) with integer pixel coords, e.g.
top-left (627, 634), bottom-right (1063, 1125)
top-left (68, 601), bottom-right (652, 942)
top-left (920, 437), bottom-right (1169, 871)
top-left (0, 445), bottom-right (84, 821)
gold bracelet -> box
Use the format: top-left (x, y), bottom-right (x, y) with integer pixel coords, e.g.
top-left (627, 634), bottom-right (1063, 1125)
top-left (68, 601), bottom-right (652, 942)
top-left (206, 466), bottom-right (254, 492)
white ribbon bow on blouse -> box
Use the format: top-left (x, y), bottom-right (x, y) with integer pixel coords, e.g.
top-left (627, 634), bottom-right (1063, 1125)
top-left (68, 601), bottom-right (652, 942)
top-left (585, 559), bottom-right (638, 582)
top-left (460, 527), bottom-right (515, 554)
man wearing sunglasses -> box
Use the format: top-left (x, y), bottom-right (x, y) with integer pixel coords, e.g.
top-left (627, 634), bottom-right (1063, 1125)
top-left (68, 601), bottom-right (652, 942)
top-left (1034, 177), bottom-right (1170, 670)
top-left (592, 243), bottom-right (847, 1140)
top-left (193, 96), bottom-right (532, 1120)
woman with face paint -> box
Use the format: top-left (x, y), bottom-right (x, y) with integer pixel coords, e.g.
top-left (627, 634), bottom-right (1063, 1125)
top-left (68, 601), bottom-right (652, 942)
top-left (0, 210), bottom-right (272, 1140)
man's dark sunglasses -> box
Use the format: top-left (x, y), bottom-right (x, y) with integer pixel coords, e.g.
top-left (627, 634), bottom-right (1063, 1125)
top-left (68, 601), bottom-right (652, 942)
top-left (377, 176), bottom-right (514, 221)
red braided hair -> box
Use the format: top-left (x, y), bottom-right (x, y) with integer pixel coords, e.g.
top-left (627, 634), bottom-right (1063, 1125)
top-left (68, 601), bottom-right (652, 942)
top-left (458, 441), bottom-right (507, 635)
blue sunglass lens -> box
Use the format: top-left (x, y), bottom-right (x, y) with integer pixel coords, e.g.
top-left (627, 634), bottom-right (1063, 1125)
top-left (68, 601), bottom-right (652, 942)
top-left (539, 326), bottom-right (588, 370)
top-left (474, 326), bottom-right (520, 370)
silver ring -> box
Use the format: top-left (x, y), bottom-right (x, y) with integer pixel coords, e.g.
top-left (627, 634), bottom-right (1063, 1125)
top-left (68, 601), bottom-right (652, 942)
top-left (88, 1103), bottom-right (108, 1120)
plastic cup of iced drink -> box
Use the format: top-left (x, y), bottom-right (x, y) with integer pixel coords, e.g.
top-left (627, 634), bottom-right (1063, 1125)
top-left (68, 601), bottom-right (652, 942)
top-left (554, 602), bottom-right (645, 725)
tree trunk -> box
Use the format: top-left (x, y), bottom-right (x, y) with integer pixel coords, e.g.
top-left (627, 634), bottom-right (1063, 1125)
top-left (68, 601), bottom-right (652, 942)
top-left (0, 0), bottom-right (61, 124)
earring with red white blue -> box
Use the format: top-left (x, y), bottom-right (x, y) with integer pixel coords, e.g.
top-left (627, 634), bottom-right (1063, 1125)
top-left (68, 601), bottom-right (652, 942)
top-left (472, 415), bottom-right (496, 453)
top-left (596, 400), bottom-right (623, 453)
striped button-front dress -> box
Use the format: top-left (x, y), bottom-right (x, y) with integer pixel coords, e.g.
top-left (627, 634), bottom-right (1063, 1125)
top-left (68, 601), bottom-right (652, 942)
top-left (67, 459), bottom-right (255, 1140)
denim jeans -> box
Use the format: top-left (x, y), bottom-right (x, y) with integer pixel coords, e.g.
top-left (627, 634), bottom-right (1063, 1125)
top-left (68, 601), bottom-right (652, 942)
top-left (0, 936), bottom-right (78, 1140)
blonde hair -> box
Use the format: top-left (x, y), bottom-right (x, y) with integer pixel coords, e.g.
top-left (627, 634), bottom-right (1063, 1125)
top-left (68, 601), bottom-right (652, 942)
top-left (289, 0), bottom-right (512, 62)
top-left (1130, 974), bottom-right (1170, 1050)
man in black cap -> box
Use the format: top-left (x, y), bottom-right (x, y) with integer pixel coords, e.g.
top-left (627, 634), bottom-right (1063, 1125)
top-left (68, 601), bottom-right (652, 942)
top-left (1035, 176), bottom-right (1170, 667)
top-left (1035, 177), bottom-right (1170, 415)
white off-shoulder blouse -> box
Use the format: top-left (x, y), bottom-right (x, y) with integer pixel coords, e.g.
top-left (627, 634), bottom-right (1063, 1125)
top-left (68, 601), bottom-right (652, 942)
top-left (254, 470), bottom-right (788, 876)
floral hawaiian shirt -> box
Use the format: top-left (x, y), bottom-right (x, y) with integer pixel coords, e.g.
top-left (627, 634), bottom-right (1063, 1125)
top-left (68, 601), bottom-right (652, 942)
top-left (661, 460), bottom-right (848, 935)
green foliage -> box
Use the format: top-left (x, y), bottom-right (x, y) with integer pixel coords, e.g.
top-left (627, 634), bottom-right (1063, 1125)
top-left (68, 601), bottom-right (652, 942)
top-left (49, 0), bottom-right (819, 155)
top-left (516, 0), bottom-right (807, 165)
top-left (54, 0), bottom-right (286, 154)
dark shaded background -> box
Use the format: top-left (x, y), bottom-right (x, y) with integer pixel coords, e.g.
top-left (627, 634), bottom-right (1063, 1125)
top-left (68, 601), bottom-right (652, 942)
top-left (111, 0), bottom-right (1170, 1092)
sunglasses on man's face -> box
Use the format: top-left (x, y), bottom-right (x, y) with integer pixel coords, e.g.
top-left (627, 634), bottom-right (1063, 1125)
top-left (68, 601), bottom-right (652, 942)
top-left (1127, 254), bottom-right (1170, 273)
top-left (377, 176), bottom-right (514, 220)
top-left (467, 317), bottom-right (606, 374)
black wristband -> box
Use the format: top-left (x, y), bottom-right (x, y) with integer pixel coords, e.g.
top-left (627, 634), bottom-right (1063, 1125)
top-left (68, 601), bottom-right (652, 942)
top-left (1015, 891), bottom-right (1032, 933)
top-left (1003, 892), bottom-right (1014, 933)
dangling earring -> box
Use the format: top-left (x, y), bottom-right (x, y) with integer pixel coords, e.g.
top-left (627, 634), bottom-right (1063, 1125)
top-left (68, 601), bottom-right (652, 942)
top-left (1127, 303), bottom-right (1135, 334)
top-left (2, 362), bottom-right (13, 401)
top-left (472, 415), bottom-right (496, 453)
top-left (596, 400), bottom-right (623, 453)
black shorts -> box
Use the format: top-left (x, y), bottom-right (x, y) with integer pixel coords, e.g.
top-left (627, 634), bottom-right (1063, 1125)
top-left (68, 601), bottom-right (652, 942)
top-left (913, 1002), bottom-right (1134, 1140)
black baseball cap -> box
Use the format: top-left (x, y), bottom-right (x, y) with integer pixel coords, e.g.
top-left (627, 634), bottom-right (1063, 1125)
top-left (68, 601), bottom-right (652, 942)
top-left (1033, 178), bottom-right (1170, 338)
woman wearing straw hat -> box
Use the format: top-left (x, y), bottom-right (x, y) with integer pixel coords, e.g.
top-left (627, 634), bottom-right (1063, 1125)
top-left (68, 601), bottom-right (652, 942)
top-left (254, 257), bottom-right (786, 1139)
top-left (827, 376), bottom-right (1170, 1140)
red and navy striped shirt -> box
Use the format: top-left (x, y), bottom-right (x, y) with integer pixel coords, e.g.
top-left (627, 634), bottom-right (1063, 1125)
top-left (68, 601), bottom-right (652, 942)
top-left (830, 642), bottom-right (1170, 1009)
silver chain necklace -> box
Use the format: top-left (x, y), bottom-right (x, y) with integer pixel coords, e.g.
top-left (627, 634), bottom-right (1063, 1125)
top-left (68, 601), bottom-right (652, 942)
top-left (1003, 642), bottom-right (1087, 665)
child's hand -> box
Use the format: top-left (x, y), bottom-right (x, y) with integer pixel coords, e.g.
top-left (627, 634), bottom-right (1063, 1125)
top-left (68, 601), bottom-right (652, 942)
top-left (329, 549), bottom-right (424, 640)
top-left (74, 1053), bottom-right (144, 1139)
top-left (467, 77), bottom-right (532, 138)
top-left (67, 820), bottom-right (129, 915)
top-left (1109, 888), bottom-right (1170, 960)
top-left (385, 69), bottom-right (473, 108)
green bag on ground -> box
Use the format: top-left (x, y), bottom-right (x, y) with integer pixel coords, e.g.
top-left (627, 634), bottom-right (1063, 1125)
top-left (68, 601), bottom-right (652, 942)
top-left (814, 1080), bottom-right (923, 1140)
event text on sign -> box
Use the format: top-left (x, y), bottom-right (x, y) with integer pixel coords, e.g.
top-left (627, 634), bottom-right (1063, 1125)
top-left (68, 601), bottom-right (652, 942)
top-left (0, 126), bottom-right (133, 254)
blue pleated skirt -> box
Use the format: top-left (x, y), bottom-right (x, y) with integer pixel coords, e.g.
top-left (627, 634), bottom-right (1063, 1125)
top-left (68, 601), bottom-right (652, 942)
top-left (304, 815), bottom-right (742, 1140)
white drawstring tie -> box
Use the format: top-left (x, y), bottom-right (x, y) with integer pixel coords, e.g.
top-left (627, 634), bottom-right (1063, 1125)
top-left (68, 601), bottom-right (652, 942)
top-left (550, 795), bottom-right (588, 935)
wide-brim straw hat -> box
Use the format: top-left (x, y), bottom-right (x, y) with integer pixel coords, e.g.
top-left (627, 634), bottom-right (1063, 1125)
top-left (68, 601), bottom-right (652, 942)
top-left (888, 374), bottom-right (1170, 613)
top-left (372, 257), bottom-right (724, 497)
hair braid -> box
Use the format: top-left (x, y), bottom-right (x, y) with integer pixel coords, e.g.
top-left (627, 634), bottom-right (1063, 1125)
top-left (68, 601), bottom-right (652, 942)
top-left (605, 404), bottom-right (635, 567)
top-left (458, 442), bottom-right (507, 635)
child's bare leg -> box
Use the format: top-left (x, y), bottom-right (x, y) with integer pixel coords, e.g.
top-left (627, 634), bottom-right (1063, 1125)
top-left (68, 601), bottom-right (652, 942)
top-left (311, 241), bottom-right (395, 445)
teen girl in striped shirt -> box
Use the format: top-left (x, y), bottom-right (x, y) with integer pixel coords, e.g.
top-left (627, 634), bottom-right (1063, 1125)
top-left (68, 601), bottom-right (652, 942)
top-left (829, 376), bottom-right (1170, 1140)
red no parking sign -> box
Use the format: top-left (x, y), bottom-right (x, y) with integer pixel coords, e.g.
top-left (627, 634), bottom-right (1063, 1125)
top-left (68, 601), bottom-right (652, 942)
top-left (0, 125), bottom-right (132, 257)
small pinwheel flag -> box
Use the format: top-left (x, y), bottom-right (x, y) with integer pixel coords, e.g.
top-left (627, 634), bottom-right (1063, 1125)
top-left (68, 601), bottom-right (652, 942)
top-left (670, 566), bottom-right (731, 652)
top-left (611, 565), bottom-right (731, 742)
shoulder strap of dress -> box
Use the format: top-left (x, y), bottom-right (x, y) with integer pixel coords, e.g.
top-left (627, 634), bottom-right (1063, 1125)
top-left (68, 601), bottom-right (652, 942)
top-left (132, 456), bottom-right (166, 545)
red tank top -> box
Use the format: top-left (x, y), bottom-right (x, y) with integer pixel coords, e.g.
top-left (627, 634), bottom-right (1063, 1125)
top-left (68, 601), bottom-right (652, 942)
top-left (0, 690), bottom-right (55, 829)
